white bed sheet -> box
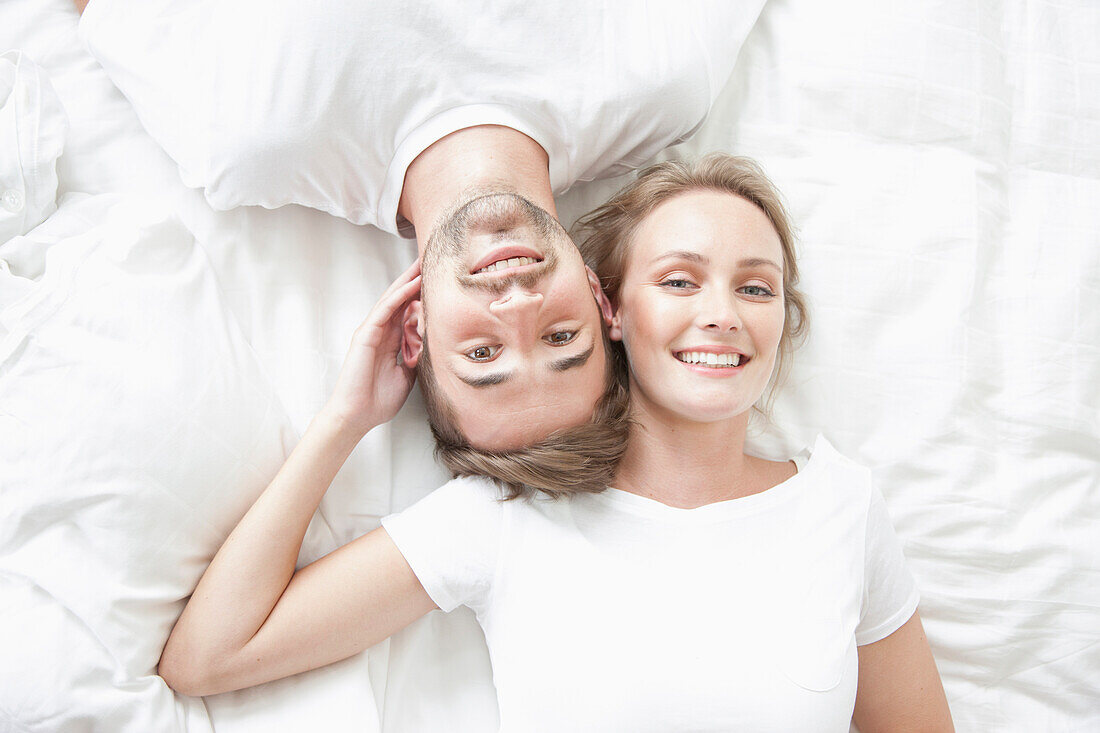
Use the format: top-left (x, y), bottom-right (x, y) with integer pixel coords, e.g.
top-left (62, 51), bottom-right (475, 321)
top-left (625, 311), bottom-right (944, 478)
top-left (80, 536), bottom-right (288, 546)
top-left (2, 1), bottom-right (1098, 732)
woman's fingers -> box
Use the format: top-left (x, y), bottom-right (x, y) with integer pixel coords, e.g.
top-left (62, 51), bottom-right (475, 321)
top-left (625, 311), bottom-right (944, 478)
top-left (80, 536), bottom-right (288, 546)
top-left (354, 266), bottom-right (422, 345)
top-left (379, 258), bottom-right (421, 301)
top-left (368, 274), bottom-right (421, 330)
top-left (373, 260), bottom-right (422, 318)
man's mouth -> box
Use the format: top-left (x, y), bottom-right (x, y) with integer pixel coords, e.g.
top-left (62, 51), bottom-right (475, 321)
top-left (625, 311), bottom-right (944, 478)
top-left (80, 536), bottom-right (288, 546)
top-left (674, 350), bottom-right (749, 368)
top-left (474, 256), bottom-right (540, 274)
top-left (469, 245), bottom-right (545, 275)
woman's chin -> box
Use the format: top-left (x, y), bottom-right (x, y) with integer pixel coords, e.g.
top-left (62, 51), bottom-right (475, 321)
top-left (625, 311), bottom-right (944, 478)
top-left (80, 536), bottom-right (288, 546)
top-left (641, 397), bottom-right (756, 428)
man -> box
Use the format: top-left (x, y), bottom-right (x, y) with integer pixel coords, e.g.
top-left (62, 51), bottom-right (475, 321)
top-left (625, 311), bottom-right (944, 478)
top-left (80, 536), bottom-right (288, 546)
top-left (397, 125), bottom-right (617, 455)
top-left (70, 2), bottom-right (768, 731)
top-left (74, 0), bottom-right (765, 457)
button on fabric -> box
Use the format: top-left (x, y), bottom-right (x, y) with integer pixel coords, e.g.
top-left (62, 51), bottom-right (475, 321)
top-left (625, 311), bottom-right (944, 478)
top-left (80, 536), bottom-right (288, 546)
top-left (2, 189), bottom-right (24, 213)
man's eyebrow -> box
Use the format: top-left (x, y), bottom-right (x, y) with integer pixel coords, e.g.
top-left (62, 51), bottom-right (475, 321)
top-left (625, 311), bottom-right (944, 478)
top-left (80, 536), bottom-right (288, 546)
top-left (550, 343), bottom-right (595, 372)
top-left (456, 371), bottom-right (514, 388)
top-left (455, 342), bottom-right (594, 386)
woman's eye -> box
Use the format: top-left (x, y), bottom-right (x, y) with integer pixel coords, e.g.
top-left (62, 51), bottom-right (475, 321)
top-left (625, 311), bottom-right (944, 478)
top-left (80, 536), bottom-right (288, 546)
top-left (545, 330), bottom-right (577, 345)
top-left (660, 278), bottom-right (696, 289)
top-left (465, 344), bottom-right (501, 361)
top-left (741, 285), bottom-right (776, 297)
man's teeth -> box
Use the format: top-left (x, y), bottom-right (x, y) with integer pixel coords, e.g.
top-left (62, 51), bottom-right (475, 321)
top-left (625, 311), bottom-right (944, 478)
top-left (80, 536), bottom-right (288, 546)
top-left (475, 256), bottom-right (538, 274)
top-left (676, 351), bottom-right (742, 367)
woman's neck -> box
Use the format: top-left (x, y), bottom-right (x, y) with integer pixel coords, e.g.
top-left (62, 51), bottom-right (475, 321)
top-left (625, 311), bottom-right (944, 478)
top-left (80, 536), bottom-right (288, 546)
top-left (613, 400), bottom-right (766, 509)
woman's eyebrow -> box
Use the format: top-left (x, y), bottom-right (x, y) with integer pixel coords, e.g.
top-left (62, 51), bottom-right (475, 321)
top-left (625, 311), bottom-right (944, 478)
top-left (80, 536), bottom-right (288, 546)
top-left (653, 251), bottom-right (781, 272)
top-left (739, 257), bottom-right (782, 272)
top-left (654, 250), bottom-right (708, 264)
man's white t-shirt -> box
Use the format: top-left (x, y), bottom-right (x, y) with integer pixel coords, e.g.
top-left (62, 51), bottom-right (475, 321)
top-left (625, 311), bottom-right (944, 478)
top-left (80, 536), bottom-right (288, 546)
top-left (382, 435), bottom-right (920, 732)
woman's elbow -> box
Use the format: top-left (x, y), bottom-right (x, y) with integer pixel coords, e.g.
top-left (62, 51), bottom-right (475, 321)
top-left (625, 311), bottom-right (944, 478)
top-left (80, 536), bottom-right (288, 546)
top-left (158, 638), bottom-right (225, 698)
top-left (158, 660), bottom-right (203, 697)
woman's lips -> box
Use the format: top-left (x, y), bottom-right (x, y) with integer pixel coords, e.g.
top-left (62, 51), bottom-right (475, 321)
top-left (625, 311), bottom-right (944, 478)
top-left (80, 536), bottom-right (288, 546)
top-left (673, 349), bottom-right (750, 375)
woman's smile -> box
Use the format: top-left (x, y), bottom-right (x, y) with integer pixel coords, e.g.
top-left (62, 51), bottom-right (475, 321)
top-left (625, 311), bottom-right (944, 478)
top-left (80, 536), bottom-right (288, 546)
top-left (673, 347), bottom-right (751, 374)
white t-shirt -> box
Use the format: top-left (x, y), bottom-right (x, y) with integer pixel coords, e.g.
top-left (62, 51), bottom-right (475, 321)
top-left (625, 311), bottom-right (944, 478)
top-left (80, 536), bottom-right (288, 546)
top-left (382, 435), bottom-right (919, 733)
top-left (79, 1), bottom-right (766, 235)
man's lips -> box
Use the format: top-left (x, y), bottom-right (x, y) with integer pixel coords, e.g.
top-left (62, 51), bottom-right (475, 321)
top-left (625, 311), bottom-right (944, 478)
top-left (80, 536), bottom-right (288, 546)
top-left (469, 246), bottom-right (544, 275)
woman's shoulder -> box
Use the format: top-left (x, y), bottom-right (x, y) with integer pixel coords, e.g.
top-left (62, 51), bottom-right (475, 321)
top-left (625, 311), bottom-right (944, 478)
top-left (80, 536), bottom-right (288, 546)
top-left (796, 434), bottom-right (869, 473)
top-left (795, 435), bottom-right (878, 507)
top-left (387, 474), bottom-right (507, 522)
top-left (745, 455), bottom-right (799, 487)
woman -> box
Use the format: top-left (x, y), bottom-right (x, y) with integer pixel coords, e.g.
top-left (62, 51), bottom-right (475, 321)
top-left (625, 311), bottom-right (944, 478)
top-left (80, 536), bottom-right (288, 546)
top-left (160, 155), bottom-right (953, 731)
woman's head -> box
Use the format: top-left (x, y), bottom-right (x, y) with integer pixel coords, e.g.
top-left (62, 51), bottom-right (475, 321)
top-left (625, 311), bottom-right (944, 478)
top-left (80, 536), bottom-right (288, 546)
top-left (576, 155), bottom-right (808, 423)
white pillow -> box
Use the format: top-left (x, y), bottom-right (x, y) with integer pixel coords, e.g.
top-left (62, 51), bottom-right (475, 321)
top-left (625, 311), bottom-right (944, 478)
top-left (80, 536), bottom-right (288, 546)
top-left (0, 194), bottom-right (376, 732)
top-left (78, 0), bottom-right (765, 235)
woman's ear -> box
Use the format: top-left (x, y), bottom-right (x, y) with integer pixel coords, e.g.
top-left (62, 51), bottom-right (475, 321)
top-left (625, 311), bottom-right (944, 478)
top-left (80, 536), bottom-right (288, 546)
top-left (401, 299), bottom-right (424, 368)
top-left (586, 266), bottom-right (614, 327)
top-left (608, 309), bottom-right (623, 342)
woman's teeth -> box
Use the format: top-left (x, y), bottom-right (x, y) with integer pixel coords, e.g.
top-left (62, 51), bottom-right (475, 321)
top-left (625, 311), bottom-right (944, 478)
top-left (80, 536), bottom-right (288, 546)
top-left (676, 351), bottom-right (743, 367)
top-left (475, 256), bottom-right (538, 274)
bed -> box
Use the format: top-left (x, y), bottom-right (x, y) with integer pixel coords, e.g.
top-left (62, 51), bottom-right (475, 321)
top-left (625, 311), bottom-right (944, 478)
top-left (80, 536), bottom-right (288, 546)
top-left (1, 1), bottom-right (1097, 731)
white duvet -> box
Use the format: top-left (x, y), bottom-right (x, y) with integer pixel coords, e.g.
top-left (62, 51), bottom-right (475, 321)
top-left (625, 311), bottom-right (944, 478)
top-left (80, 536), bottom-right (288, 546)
top-left (2, 1), bottom-right (1098, 732)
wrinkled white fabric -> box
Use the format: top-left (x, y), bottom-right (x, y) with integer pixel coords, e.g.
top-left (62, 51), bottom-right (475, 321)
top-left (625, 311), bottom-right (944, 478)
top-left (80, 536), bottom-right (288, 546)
top-left (0, 193), bottom-right (366, 732)
top-left (0, 51), bottom-right (66, 244)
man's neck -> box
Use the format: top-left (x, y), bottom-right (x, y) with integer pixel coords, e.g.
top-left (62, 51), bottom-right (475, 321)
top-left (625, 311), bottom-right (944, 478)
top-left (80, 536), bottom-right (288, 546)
top-left (398, 125), bottom-right (556, 254)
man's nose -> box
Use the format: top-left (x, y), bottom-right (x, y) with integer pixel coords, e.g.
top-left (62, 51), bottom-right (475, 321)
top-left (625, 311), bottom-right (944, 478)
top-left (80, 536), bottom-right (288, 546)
top-left (488, 289), bottom-right (544, 328)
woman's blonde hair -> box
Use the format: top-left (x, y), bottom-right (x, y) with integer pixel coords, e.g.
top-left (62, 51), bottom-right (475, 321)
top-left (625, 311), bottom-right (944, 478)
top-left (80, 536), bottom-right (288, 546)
top-left (574, 154), bottom-right (809, 419)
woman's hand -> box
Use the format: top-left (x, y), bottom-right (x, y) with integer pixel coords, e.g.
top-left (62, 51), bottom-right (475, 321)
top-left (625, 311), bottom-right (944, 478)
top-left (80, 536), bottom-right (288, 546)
top-left (322, 259), bottom-right (422, 436)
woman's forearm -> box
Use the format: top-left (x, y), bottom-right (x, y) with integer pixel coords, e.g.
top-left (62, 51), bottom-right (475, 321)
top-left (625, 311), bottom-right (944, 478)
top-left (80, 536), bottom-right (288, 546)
top-left (160, 260), bottom-right (424, 695)
top-left (158, 409), bottom-right (367, 693)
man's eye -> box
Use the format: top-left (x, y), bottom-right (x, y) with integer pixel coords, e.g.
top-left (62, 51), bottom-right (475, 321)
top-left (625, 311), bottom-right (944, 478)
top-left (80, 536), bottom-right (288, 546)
top-left (545, 330), bottom-right (576, 345)
top-left (465, 345), bottom-right (501, 362)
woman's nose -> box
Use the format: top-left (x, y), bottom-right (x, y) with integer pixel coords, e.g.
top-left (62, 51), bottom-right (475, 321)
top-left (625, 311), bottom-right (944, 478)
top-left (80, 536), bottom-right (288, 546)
top-left (699, 292), bottom-right (742, 331)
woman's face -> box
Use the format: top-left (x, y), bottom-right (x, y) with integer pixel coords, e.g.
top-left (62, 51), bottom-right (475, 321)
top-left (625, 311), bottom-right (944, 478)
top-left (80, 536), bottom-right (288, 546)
top-left (611, 190), bottom-right (786, 427)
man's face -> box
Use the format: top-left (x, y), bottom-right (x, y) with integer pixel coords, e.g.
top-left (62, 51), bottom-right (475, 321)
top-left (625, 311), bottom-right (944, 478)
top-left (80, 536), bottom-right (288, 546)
top-left (418, 193), bottom-right (610, 450)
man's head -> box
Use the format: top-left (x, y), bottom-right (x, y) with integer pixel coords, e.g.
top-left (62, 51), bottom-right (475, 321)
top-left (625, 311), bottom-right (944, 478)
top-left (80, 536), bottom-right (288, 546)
top-left (402, 192), bottom-right (618, 454)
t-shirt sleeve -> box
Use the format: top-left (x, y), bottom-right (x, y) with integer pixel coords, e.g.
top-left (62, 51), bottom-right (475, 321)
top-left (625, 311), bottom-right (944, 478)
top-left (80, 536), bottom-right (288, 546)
top-left (380, 476), bottom-right (504, 614)
top-left (855, 483), bottom-right (921, 645)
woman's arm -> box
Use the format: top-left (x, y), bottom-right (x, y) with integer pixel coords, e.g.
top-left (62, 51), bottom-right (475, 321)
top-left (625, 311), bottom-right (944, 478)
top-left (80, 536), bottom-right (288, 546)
top-left (852, 611), bottom-right (954, 732)
top-left (159, 260), bottom-right (434, 697)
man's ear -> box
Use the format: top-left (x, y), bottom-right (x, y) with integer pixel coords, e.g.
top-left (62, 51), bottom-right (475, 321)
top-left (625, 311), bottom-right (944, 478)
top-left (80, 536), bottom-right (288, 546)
top-left (586, 266), bottom-right (622, 341)
top-left (586, 266), bottom-right (614, 326)
top-left (401, 299), bottom-right (424, 368)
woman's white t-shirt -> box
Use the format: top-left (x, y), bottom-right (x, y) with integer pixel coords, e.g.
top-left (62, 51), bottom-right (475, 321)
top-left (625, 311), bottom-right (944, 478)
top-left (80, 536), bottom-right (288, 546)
top-left (382, 435), bottom-right (919, 732)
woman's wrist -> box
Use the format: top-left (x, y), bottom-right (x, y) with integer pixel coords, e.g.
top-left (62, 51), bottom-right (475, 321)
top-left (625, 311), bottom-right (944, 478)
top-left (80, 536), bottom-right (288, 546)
top-left (312, 404), bottom-right (376, 450)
